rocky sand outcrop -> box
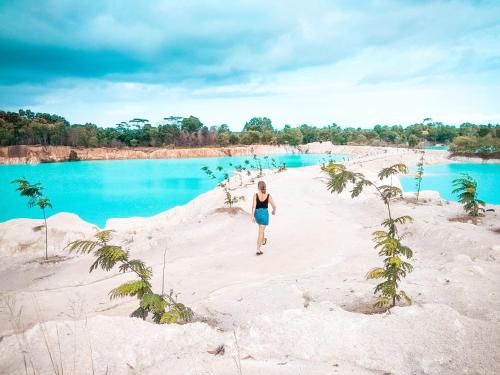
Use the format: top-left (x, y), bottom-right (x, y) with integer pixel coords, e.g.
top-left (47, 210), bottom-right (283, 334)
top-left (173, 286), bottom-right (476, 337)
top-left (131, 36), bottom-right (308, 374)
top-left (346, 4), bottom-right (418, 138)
top-left (0, 144), bottom-right (299, 164)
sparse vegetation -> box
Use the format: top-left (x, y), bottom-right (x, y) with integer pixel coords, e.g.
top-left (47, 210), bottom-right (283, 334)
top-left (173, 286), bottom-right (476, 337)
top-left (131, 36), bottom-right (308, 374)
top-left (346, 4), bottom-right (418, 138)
top-left (251, 154), bottom-right (263, 177)
top-left (324, 163), bottom-right (414, 308)
top-left (68, 150), bottom-right (80, 161)
top-left (11, 178), bottom-right (53, 259)
top-left (2, 109), bottom-right (498, 151)
top-left (452, 173), bottom-right (485, 217)
top-left (201, 165), bottom-right (243, 208)
top-left (415, 151), bottom-right (425, 200)
top-left (67, 231), bottom-right (193, 324)
top-left (449, 135), bottom-right (500, 157)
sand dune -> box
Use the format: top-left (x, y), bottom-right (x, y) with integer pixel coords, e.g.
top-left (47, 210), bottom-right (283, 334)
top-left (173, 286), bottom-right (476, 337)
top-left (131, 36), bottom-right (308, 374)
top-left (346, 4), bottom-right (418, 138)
top-left (1, 145), bottom-right (499, 374)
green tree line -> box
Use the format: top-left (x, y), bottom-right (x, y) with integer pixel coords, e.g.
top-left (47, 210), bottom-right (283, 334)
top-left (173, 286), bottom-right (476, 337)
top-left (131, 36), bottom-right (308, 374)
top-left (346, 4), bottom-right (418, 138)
top-left (1, 110), bottom-right (498, 154)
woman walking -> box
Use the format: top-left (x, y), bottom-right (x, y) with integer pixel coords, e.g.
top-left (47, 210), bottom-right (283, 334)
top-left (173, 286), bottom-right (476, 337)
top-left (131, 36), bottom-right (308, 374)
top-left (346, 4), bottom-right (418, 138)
top-left (252, 180), bottom-right (276, 256)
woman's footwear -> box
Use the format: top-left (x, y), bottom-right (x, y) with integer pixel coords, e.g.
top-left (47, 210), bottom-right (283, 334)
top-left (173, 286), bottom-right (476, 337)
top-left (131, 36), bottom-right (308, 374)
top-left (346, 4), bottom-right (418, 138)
top-left (256, 251), bottom-right (263, 256)
top-left (262, 238), bottom-right (267, 245)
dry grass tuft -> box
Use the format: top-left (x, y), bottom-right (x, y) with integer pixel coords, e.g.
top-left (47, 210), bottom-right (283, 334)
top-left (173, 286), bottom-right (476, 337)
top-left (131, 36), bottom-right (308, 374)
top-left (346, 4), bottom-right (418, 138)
top-left (448, 215), bottom-right (482, 225)
top-left (207, 344), bottom-right (225, 356)
top-left (341, 301), bottom-right (390, 315)
top-left (26, 255), bottom-right (69, 265)
top-left (213, 207), bottom-right (247, 216)
top-left (191, 314), bottom-right (222, 330)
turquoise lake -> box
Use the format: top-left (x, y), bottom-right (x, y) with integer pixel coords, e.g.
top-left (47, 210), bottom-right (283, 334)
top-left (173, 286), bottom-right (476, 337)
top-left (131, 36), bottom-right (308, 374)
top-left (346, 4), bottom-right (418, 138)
top-left (400, 163), bottom-right (500, 204)
top-left (424, 145), bottom-right (449, 150)
top-left (0, 153), bottom-right (346, 227)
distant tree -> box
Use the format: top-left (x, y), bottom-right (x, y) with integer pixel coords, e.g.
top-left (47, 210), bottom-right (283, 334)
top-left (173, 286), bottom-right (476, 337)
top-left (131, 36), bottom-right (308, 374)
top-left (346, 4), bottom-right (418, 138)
top-left (217, 131), bottom-right (230, 146)
top-left (298, 124), bottom-right (318, 143)
top-left (181, 116), bottom-right (203, 133)
top-left (408, 135), bottom-right (419, 148)
top-left (229, 133), bottom-right (240, 145)
top-left (217, 124), bottom-right (231, 133)
top-left (163, 116), bottom-right (184, 126)
top-left (328, 124), bottom-right (347, 144)
top-left (243, 117), bottom-right (274, 132)
top-left (240, 131), bottom-right (261, 145)
top-left (278, 125), bottom-right (303, 146)
top-left (158, 122), bottom-right (181, 146)
top-left (11, 178), bottom-right (53, 259)
top-left (1, 108), bottom-right (499, 152)
top-left (129, 118), bottom-right (149, 129)
top-left (259, 131), bottom-right (274, 144)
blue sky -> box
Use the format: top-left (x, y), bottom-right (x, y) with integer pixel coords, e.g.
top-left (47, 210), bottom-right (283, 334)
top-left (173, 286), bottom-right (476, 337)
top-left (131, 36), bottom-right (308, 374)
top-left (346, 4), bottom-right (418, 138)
top-left (1, 0), bottom-right (499, 130)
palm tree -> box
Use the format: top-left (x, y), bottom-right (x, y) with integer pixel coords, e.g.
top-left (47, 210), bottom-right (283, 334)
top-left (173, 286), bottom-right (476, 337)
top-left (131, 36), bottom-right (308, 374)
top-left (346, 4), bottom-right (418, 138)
top-left (12, 178), bottom-right (53, 259)
top-left (452, 173), bottom-right (485, 216)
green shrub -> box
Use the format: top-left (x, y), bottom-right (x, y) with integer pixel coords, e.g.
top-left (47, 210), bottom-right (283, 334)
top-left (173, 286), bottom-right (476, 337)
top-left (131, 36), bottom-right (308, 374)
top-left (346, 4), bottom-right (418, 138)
top-left (240, 131), bottom-right (261, 145)
top-left (68, 231), bottom-right (193, 324)
top-left (201, 165), bottom-right (242, 208)
top-left (452, 173), bottom-right (485, 216)
top-left (324, 163), bottom-right (414, 308)
top-left (68, 150), bottom-right (80, 161)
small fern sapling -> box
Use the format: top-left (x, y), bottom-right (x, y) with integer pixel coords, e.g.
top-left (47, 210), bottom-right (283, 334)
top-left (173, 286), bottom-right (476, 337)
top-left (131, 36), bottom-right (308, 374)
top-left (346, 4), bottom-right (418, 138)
top-left (11, 178), bottom-right (53, 260)
top-left (252, 154), bottom-right (263, 177)
top-left (324, 163), bottom-right (414, 308)
top-left (270, 158), bottom-right (277, 169)
top-left (277, 162), bottom-right (287, 173)
top-left (452, 173), bottom-right (485, 217)
top-left (415, 151), bottom-right (425, 201)
top-left (201, 165), bottom-right (243, 208)
top-left (201, 166), bottom-right (216, 180)
top-left (218, 171), bottom-right (244, 207)
top-left (264, 155), bottom-right (270, 169)
top-left (224, 191), bottom-right (240, 208)
top-left (68, 231), bottom-right (193, 324)
top-left (229, 163), bottom-right (246, 187)
top-left (232, 164), bottom-right (245, 186)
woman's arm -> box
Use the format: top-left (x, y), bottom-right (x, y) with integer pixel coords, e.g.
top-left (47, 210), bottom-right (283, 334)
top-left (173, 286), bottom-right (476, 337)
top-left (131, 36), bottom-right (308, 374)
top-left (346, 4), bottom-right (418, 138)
top-left (269, 195), bottom-right (276, 215)
top-left (251, 194), bottom-right (256, 222)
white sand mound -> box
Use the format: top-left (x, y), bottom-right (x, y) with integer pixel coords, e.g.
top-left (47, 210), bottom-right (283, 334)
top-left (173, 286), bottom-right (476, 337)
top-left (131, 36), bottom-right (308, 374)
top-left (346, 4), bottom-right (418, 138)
top-left (1, 303), bottom-right (498, 375)
top-left (0, 213), bottom-right (98, 258)
top-left (1, 145), bottom-right (499, 374)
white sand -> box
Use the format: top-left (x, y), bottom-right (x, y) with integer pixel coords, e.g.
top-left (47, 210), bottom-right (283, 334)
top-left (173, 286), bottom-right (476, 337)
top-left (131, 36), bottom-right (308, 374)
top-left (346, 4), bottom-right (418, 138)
top-left (1, 144), bottom-right (499, 374)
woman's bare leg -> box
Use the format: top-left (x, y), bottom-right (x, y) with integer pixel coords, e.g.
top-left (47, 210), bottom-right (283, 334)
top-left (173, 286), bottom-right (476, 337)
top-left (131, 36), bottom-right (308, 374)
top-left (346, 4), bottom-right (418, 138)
top-left (257, 225), bottom-right (265, 252)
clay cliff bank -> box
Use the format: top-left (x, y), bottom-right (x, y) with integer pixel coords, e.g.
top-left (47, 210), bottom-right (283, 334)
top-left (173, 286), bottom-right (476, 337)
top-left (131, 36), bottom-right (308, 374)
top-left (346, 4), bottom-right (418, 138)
top-left (0, 144), bottom-right (302, 164)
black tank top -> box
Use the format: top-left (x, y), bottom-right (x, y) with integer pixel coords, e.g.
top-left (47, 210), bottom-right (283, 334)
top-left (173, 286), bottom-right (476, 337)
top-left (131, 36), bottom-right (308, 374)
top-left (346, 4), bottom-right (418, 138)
top-left (256, 193), bottom-right (269, 209)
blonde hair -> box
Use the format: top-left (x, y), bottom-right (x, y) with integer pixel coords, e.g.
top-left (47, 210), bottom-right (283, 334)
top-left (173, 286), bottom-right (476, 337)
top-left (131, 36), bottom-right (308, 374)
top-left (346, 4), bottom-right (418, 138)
top-left (257, 180), bottom-right (266, 194)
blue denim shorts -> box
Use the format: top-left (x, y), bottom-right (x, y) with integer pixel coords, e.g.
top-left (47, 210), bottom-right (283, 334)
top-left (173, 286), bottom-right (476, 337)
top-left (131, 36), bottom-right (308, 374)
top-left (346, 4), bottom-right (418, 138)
top-left (254, 208), bottom-right (269, 225)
